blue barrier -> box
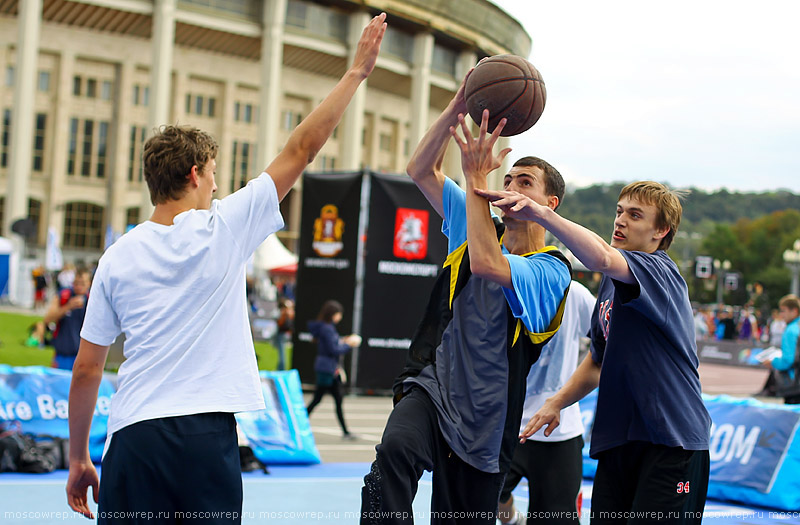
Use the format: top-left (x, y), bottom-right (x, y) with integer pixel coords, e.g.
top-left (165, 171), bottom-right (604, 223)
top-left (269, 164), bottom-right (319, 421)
top-left (0, 366), bottom-right (320, 466)
top-left (579, 390), bottom-right (800, 511)
top-left (0, 365), bottom-right (112, 462)
top-left (235, 370), bottom-right (320, 465)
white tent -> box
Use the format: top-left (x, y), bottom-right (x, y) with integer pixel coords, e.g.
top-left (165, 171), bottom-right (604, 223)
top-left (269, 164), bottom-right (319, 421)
top-left (253, 234), bottom-right (298, 273)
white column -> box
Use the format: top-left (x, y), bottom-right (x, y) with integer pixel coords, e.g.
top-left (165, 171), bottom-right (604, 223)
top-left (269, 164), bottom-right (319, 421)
top-left (495, 136), bottom-right (513, 189)
top-left (5, 0), bottom-right (42, 305)
top-left (340, 10), bottom-right (370, 170)
top-left (4, 0), bottom-right (42, 239)
top-left (109, 61), bottom-right (134, 232)
top-left (257, 0), bottom-right (287, 173)
top-left (47, 51), bottom-right (75, 236)
top-left (143, 0), bottom-right (177, 216)
top-left (218, 79), bottom-right (236, 196)
top-left (408, 32), bottom-right (434, 151)
top-left (445, 51), bottom-right (477, 186)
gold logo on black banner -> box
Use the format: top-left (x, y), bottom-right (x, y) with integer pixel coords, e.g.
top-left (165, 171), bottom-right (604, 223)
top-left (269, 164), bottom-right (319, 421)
top-left (312, 204), bottom-right (344, 257)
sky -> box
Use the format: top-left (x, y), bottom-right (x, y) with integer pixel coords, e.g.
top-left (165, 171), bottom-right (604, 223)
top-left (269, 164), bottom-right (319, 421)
top-left (490, 0), bottom-right (800, 193)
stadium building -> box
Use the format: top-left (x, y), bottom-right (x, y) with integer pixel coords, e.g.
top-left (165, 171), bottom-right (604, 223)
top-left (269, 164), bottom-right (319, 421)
top-left (0, 0), bottom-right (530, 260)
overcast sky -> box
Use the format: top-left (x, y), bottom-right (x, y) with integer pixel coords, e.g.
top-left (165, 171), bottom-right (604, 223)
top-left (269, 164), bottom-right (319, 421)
top-left (490, 0), bottom-right (800, 193)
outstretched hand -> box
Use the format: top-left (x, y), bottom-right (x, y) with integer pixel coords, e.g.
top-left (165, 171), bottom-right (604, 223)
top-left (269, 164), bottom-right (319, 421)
top-left (473, 187), bottom-right (548, 223)
top-left (350, 13), bottom-right (387, 79)
top-left (449, 109), bottom-right (511, 182)
top-left (519, 398), bottom-right (562, 443)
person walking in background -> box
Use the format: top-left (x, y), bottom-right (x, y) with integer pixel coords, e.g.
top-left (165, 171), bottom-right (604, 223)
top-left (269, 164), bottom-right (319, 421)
top-left (273, 298), bottom-right (295, 370)
top-left (65, 13), bottom-right (386, 521)
top-left (306, 300), bottom-right (361, 440)
top-left (44, 268), bottom-right (91, 370)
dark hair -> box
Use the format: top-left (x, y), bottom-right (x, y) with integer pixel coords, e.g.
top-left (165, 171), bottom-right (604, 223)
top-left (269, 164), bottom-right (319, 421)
top-left (143, 125), bottom-right (218, 205)
top-left (317, 300), bottom-right (344, 323)
top-left (512, 156), bottom-right (565, 210)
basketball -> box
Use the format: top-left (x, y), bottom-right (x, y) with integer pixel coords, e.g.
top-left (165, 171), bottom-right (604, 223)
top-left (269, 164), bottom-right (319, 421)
top-left (464, 54), bottom-right (546, 137)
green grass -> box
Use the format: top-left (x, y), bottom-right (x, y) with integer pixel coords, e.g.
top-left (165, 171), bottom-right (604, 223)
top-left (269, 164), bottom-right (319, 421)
top-left (0, 311), bottom-right (290, 371)
top-left (0, 312), bottom-right (53, 367)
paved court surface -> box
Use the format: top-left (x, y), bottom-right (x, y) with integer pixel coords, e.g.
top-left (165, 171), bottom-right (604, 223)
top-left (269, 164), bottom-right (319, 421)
top-left (1, 362), bottom-right (794, 524)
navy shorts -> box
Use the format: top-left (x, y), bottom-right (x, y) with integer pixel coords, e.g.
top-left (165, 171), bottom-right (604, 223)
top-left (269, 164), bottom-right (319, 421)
top-left (98, 412), bottom-right (242, 524)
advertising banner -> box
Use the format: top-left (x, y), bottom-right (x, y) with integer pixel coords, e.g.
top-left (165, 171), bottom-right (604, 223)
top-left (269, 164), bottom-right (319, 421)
top-left (579, 391), bottom-right (800, 510)
top-left (357, 173), bottom-right (446, 391)
top-left (0, 365), bottom-right (113, 462)
top-left (0, 367), bottom-right (319, 466)
top-left (696, 339), bottom-right (774, 368)
top-left (292, 172), bottom-right (363, 384)
top-left (235, 370), bottom-right (320, 465)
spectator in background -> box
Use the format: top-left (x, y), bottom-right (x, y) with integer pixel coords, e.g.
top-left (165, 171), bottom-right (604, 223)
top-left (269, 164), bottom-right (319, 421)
top-left (306, 300), bottom-right (361, 440)
top-left (57, 263), bottom-right (76, 293)
top-left (32, 266), bottom-right (49, 310)
top-left (769, 308), bottom-right (787, 347)
top-left (738, 307), bottom-right (756, 342)
top-left (273, 298), bottom-right (294, 370)
top-left (694, 306), bottom-right (709, 340)
top-left (715, 308), bottom-right (737, 340)
top-left (769, 294), bottom-right (800, 405)
top-left (44, 268), bottom-right (91, 370)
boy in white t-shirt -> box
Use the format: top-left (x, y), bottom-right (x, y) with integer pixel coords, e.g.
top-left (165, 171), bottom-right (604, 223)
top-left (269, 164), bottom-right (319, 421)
top-left (66, 13), bottom-right (386, 522)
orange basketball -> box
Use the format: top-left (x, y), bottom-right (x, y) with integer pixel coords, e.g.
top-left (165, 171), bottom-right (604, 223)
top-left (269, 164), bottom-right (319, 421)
top-left (464, 55), bottom-right (546, 137)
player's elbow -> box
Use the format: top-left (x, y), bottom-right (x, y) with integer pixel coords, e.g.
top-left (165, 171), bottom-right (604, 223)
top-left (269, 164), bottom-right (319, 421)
top-left (470, 256), bottom-right (500, 282)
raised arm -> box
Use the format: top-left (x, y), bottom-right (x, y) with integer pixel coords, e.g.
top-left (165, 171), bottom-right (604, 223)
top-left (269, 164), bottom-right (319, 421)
top-left (448, 110), bottom-right (514, 287)
top-left (474, 188), bottom-right (636, 284)
top-left (267, 13), bottom-right (386, 200)
top-left (405, 70), bottom-right (473, 218)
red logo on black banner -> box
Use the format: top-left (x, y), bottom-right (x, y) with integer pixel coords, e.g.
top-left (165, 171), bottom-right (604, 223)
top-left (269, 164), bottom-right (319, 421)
top-left (393, 208), bottom-right (428, 260)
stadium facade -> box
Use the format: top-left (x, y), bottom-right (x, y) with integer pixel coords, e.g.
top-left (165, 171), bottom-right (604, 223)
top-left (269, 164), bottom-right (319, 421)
top-left (0, 0), bottom-right (530, 259)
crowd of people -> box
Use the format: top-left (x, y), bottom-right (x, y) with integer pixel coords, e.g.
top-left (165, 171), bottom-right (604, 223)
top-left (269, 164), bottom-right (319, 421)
top-left (694, 304), bottom-right (787, 345)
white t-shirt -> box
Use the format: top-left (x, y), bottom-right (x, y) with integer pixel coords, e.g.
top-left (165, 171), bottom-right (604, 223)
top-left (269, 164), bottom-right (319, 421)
top-left (81, 173), bottom-right (283, 437)
top-left (519, 280), bottom-right (595, 442)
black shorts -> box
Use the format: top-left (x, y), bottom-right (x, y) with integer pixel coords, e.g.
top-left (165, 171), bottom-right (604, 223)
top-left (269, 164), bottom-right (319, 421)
top-left (591, 442), bottom-right (709, 524)
top-left (499, 435), bottom-right (583, 524)
top-left (98, 412), bottom-right (242, 524)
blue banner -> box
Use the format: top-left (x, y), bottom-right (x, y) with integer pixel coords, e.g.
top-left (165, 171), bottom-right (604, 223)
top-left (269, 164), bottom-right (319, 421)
top-left (579, 390), bottom-right (800, 511)
top-left (0, 366), bottom-right (320, 466)
top-left (236, 370), bottom-right (321, 465)
top-left (707, 399), bottom-right (800, 492)
top-left (0, 365), bottom-right (113, 462)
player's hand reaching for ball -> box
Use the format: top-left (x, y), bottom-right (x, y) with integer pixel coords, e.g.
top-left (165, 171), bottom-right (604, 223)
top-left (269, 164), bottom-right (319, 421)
top-left (474, 186), bottom-right (549, 223)
top-left (450, 109), bottom-right (511, 182)
top-left (447, 67), bottom-right (475, 116)
top-left (519, 397), bottom-right (562, 443)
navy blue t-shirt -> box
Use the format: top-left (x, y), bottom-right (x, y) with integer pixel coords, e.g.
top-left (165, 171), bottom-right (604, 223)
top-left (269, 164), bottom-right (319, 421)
top-left (589, 249), bottom-right (711, 457)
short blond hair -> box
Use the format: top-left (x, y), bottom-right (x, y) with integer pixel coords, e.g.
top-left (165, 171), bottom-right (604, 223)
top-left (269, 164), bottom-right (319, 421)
top-left (619, 181), bottom-right (686, 250)
top-left (779, 294), bottom-right (800, 313)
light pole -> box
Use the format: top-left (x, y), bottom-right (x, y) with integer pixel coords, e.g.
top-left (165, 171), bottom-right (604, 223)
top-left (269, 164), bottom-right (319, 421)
top-left (784, 239), bottom-right (800, 297)
top-left (714, 259), bottom-right (731, 305)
